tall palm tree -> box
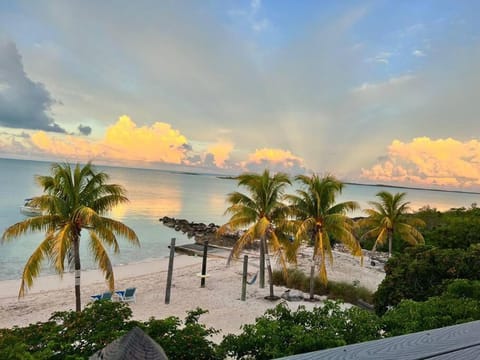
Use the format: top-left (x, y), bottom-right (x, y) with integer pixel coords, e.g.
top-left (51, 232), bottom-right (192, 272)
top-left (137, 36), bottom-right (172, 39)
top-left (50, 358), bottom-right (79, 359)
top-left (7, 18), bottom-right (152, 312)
top-left (360, 191), bottom-right (425, 256)
top-left (1, 162), bottom-right (139, 312)
top-left (287, 174), bottom-right (361, 297)
top-left (219, 169), bottom-right (291, 299)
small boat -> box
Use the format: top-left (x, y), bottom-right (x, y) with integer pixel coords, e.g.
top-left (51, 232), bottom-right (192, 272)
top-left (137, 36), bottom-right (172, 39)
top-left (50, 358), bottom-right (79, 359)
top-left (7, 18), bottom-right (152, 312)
top-left (20, 198), bottom-right (42, 217)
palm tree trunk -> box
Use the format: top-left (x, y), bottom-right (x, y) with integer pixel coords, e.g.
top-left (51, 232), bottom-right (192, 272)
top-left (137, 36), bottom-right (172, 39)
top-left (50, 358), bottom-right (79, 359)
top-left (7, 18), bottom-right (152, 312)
top-left (309, 263), bottom-right (315, 300)
top-left (262, 237), bottom-right (277, 300)
top-left (388, 231), bottom-right (393, 257)
top-left (259, 238), bottom-right (265, 288)
top-left (73, 235), bottom-right (81, 312)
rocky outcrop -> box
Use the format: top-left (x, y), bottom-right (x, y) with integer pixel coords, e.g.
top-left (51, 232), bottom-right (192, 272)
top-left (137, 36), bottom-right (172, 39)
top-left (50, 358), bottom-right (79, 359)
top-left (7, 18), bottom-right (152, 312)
top-left (159, 216), bottom-right (240, 247)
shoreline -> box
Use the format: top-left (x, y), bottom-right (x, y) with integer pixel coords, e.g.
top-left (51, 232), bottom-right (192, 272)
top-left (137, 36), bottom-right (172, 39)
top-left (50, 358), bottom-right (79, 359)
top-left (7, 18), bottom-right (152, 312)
top-left (0, 247), bottom-right (385, 342)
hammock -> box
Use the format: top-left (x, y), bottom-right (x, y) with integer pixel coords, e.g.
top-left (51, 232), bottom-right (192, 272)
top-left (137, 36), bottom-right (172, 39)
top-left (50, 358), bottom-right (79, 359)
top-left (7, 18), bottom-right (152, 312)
top-left (247, 271), bottom-right (259, 285)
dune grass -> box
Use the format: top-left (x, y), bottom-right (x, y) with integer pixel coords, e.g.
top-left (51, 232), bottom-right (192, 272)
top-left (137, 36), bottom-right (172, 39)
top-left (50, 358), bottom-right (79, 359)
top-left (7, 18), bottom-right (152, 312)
top-left (272, 268), bottom-right (374, 305)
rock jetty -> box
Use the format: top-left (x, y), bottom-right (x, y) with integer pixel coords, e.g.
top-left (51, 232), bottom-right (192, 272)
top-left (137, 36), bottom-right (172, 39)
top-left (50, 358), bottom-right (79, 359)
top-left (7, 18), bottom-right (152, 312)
top-left (159, 216), bottom-right (239, 247)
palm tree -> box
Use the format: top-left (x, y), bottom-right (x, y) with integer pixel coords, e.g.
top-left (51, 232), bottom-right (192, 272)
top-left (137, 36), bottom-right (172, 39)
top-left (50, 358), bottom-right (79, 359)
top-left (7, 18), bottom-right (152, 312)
top-left (287, 174), bottom-right (362, 298)
top-left (360, 191), bottom-right (425, 257)
top-left (219, 169), bottom-right (291, 299)
top-left (1, 162), bottom-right (139, 312)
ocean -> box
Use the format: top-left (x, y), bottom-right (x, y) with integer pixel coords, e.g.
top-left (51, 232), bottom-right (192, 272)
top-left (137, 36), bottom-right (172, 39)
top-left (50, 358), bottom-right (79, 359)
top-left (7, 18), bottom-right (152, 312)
top-left (1, 157), bottom-right (479, 281)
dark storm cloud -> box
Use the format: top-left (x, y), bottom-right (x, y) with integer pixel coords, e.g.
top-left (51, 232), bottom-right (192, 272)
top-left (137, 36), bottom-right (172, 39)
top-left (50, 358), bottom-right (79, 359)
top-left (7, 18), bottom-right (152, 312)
top-left (78, 124), bottom-right (92, 136)
top-left (0, 40), bottom-right (65, 133)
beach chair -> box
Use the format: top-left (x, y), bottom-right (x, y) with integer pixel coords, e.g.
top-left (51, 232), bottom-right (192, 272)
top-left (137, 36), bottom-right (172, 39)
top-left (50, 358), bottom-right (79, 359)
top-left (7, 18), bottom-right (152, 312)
top-left (115, 287), bottom-right (136, 303)
top-left (90, 291), bottom-right (113, 301)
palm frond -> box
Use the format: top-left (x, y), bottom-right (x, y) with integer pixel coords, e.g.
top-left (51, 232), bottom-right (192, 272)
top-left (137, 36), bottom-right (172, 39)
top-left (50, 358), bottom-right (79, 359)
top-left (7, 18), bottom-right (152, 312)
top-left (19, 235), bottom-right (54, 298)
top-left (51, 223), bottom-right (73, 274)
top-left (89, 231), bottom-right (115, 291)
top-left (2, 215), bottom-right (61, 243)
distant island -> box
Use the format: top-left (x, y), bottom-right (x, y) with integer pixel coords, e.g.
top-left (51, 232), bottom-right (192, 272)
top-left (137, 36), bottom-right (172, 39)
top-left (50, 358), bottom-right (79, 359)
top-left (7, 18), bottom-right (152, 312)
top-left (343, 182), bottom-right (480, 196)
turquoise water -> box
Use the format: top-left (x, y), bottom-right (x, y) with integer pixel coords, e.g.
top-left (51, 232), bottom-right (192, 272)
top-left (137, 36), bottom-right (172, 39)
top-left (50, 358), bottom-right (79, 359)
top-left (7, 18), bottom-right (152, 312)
top-left (1, 158), bottom-right (479, 281)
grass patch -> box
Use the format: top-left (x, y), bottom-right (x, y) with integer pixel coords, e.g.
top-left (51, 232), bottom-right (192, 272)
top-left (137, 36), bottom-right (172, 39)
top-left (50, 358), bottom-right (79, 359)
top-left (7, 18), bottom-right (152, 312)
top-left (272, 268), bottom-right (374, 305)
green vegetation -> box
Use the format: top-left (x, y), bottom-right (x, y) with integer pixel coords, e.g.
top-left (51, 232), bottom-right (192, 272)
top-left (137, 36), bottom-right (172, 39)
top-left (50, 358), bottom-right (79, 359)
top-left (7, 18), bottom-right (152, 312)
top-left (1, 162), bottom-right (139, 312)
top-left (374, 245), bottom-right (480, 314)
top-left (417, 205), bottom-right (480, 249)
top-left (218, 301), bottom-right (381, 360)
top-left (382, 283), bottom-right (480, 336)
top-left (272, 268), bottom-right (374, 305)
top-left (0, 301), bottom-right (218, 360)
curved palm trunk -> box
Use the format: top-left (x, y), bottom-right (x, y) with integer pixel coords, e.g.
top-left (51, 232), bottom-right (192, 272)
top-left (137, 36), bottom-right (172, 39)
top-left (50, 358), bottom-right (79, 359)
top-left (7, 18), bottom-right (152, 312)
top-left (259, 238), bottom-right (265, 289)
top-left (309, 229), bottom-right (320, 299)
top-left (73, 232), bottom-right (81, 312)
top-left (309, 262), bottom-right (315, 300)
top-left (262, 237), bottom-right (277, 300)
top-left (388, 230), bottom-right (393, 257)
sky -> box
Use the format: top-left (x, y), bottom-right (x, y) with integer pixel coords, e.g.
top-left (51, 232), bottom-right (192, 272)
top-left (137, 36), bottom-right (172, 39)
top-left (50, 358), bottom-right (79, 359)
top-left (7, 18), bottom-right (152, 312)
top-left (0, 0), bottom-right (479, 191)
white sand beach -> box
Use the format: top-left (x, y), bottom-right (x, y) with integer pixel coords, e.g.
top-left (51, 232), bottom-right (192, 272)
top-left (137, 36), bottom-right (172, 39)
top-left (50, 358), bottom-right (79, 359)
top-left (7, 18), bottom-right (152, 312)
top-left (0, 248), bottom-right (385, 342)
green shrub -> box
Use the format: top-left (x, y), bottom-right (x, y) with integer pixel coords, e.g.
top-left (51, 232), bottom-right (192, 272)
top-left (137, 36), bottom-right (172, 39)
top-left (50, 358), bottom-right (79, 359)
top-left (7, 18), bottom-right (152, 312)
top-left (327, 282), bottom-right (373, 304)
top-left (443, 279), bottom-right (480, 300)
top-left (218, 301), bottom-right (381, 359)
top-left (374, 245), bottom-right (480, 315)
top-left (0, 302), bottom-right (219, 360)
top-left (140, 308), bottom-right (220, 360)
top-left (382, 296), bottom-right (480, 337)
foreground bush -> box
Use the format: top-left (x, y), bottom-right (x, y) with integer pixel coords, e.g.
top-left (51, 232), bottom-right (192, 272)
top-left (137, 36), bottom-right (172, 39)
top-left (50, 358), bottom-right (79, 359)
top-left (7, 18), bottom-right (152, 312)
top-left (0, 301), bottom-right (218, 359)
top-left (374, 245), bottom-right (480, 314)
top-left (0, 300), bottom-right (134, 359)
top-left (382, 279), bottom-right (480, 336)
top-left (139, 308), bottom-right (220, 360)
top-left (218, 301), bottom-right (381, 360)
top-left (417, 206), bottom-right (480, 249)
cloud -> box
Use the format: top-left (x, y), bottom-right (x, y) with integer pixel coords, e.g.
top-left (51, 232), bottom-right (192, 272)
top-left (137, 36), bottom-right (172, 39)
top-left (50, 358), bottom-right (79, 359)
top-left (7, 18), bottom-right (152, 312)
top-left (0, 40), bottom-right (65, 133)
top-left (229, 0), bottom-right (271, 33)
top-left (366, 51), bottom-right (393, 64)
top-left (242, 148), bottom-right (306, 174)
top-left (3, 2), bottom-right (479, 189)
top-left (103, 116), bottom-right (189, 163)
top-left (360, 137), bottom-right (480, 190)
top-left (352, 74), bottom-right (415, 93)
top-left (2, 115), bottom-right (309, 175)
top-left (28, 115), bottom-right (191, 165)
top-left (206, 141), bottom-right (234, 167)
top-left (412, 49), bottom-right (426, 57)
top-left (78, 124), bottom-right (92, 136)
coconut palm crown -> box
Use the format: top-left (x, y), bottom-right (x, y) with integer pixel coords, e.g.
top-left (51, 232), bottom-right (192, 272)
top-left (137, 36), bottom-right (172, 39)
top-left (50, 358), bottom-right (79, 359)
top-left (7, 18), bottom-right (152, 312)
top-left (360, 191), bottom-right (425, 256)
top-left (287, 174), bottom-right (362, 285)
top-left (1, 162), bottom-right (139, 311)
top-left (218, 169), bottom-right (291, 297)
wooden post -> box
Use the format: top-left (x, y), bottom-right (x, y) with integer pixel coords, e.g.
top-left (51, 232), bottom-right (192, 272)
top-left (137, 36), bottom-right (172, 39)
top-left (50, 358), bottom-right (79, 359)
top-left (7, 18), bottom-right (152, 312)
top-left (200, 240), bottom-right (209, 288)
top-left (309, 264), bottom-right (315, 300)
top-left (241, 255), bottom-right (248, 301)
top-left (259, 238), bottom-right (265, 288)
top-left (165, 238), bottom-right (176, 304)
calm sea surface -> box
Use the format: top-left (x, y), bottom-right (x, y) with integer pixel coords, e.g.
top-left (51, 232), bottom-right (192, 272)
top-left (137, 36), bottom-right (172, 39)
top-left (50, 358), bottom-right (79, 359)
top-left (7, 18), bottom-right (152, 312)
top-left (1, 157), bottom-right (479, 281)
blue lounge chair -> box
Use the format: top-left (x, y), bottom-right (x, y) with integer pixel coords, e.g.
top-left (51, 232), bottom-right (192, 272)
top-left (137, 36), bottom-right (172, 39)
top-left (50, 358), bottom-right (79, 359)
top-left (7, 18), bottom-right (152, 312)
top-left (115, 287), bottom-right (136, 303)
top-left (90, 291), bottom-right (113, 301)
